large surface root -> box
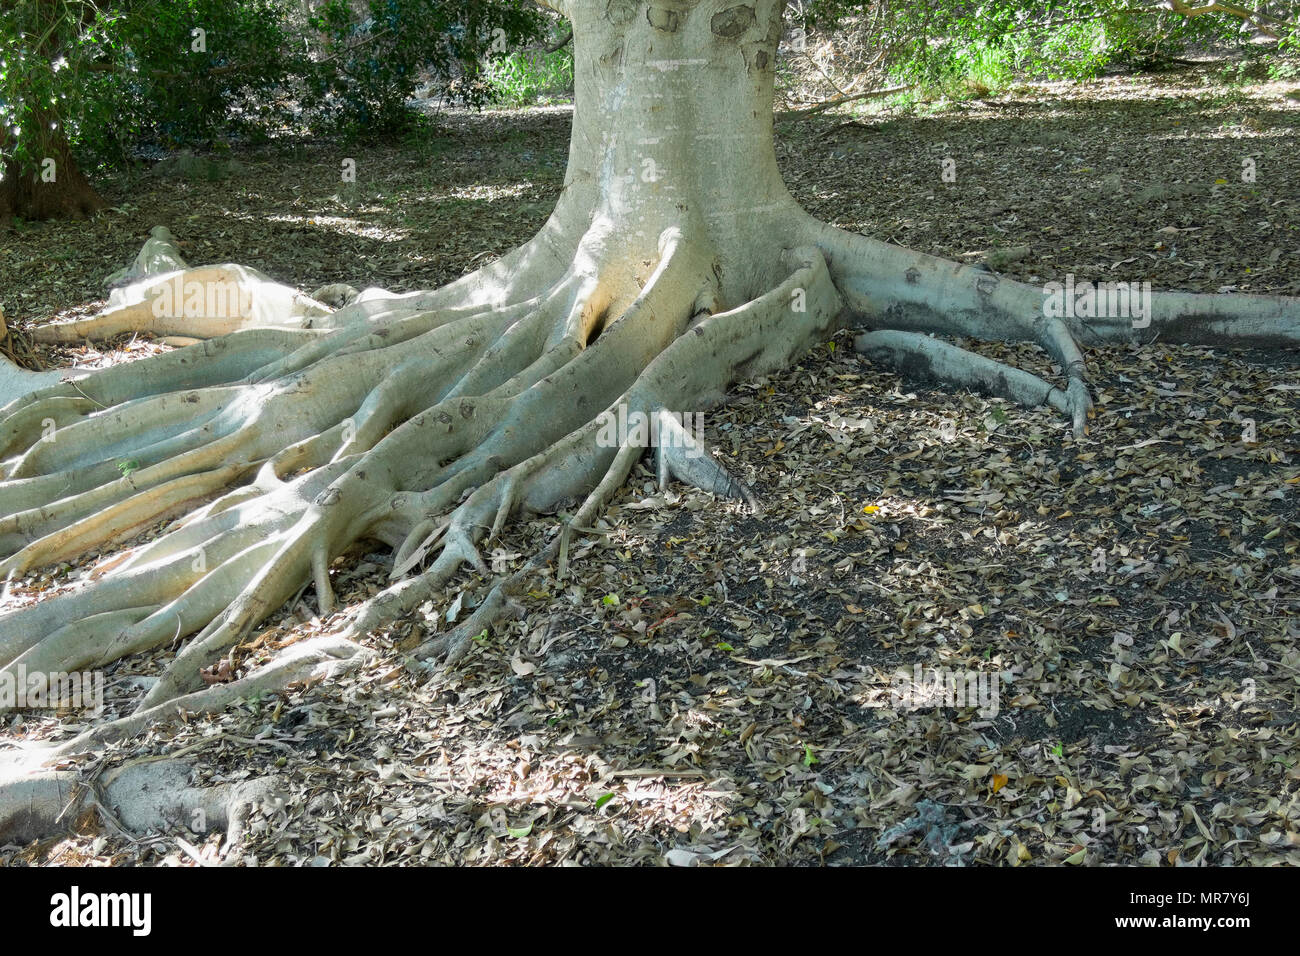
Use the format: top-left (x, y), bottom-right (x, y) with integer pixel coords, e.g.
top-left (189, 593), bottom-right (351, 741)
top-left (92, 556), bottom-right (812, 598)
top-left (0, 634), bottom-right (368, 849)
top-left (856, 329), bottom-right (1092, 435)
top-left (805, 219), bottom-right (1297, 435)
top-left (0, 225), bottom-right (837, 749)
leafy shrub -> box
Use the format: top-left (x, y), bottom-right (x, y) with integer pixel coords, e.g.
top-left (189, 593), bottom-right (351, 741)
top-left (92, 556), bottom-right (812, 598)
top-left (0, 0), bottom-right (548, 180)
top-left (798, 0), bottom-right (1285, 96)
top-left (299, 0), bottom-right (547, 136)
top-left (482, 43), bottom-right (574, 107)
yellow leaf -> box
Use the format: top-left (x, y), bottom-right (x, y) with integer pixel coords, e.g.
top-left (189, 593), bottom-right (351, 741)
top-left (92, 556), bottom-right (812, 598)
top-left (1214, 178), bottom-right (1227, 184)
top-left (992, 773), bottom-right (1008, 793)
top-left (862, 504), bottom-right (880, 514)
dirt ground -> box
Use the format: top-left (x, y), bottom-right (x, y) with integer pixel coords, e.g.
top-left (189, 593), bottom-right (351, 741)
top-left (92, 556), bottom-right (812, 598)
top-left (1, 56), bottom-right (1298, 866)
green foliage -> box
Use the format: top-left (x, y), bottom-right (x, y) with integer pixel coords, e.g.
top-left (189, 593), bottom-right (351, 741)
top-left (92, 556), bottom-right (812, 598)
top-left (1, 0), bottom-right (291, 167)
top-left (300, 0), bottom-right (547, 136)
top-left (1276, 16), bottom-right (1300, 75)
top-left (481, 43), bottom-right (574, 107)
top-left (799, 0), bottom-right (1293, 95)
top-left (0, 0), bottom-right (548, 180)
top-left (104, 0), bottom-right (290, 152)
top-left (3, 0), bottom-right (1294, 189)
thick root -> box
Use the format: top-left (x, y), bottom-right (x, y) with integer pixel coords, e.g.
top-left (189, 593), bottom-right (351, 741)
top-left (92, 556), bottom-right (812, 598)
top-left (806, 219), bottom-right (1296, 433)
top-left (0, 360), bottom-right (65, 409)
top-left (655, 410), bottom-right (758, 509)
top-left (856, 330), bottom-right (1092, 435)
top-left (807, 217), bottom-right (1299, 348)
top-left (35, 264), bottom-right (334, 344)
top-left (0, 635), bottom-right (368, 848)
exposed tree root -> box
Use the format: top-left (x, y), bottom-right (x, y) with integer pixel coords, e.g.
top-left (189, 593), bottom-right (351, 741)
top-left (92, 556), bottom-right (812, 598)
top-left (855, 330), bottom-right (1089, 433)
top-left (803, 219), bottom-right (1296, 435)
top-left (0, 635), bottom-right (368, 848)
top-left (2, 205), bottom-right (1294, 844)
top-left (1, 207), bottom-right (1293, 845)
top-left (2, 0), bottom-right (1297, 847)
top-left (37, 225), bottom-right (332, 345)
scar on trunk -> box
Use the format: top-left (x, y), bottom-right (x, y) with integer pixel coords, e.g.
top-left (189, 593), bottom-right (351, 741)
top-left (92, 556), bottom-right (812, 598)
top-left (606, 0), bottom-right (638, 26)
top-left (711, 5), bottom-right (756, 38)
top-left (647, 6), bottom-right (679, 32)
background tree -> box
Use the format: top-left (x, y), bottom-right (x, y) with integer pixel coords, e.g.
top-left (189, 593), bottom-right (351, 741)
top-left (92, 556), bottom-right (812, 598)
top-left (0, 0), bottom-right (546, 220)
top-left (0, 0), bottom-right (108, 220)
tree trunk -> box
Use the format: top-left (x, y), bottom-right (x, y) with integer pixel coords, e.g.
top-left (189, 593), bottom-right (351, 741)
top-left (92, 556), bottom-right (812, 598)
top-left (0, 112), bottom-right (105, 222)
top-left (546, 0), bottom-right (800, 302)
top-left (0, 0), bottom-right (1296, 845)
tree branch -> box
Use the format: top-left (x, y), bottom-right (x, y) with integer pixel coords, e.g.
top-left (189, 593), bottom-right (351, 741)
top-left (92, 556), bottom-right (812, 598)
top-left (1161, 0), bottom-right (1290, 37)
top-left (780, 85), bottom-right (912, 120)
top-left (544, 28), bottom-right (573, 53)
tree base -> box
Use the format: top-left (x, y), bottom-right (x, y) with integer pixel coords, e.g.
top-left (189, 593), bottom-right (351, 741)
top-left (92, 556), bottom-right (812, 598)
top-left (1, 0), bottom-right (1296, 844)
top-left (0, 153), bottom-right (105, 224)
top-left (0, 203), bottom-right (1296, 844)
